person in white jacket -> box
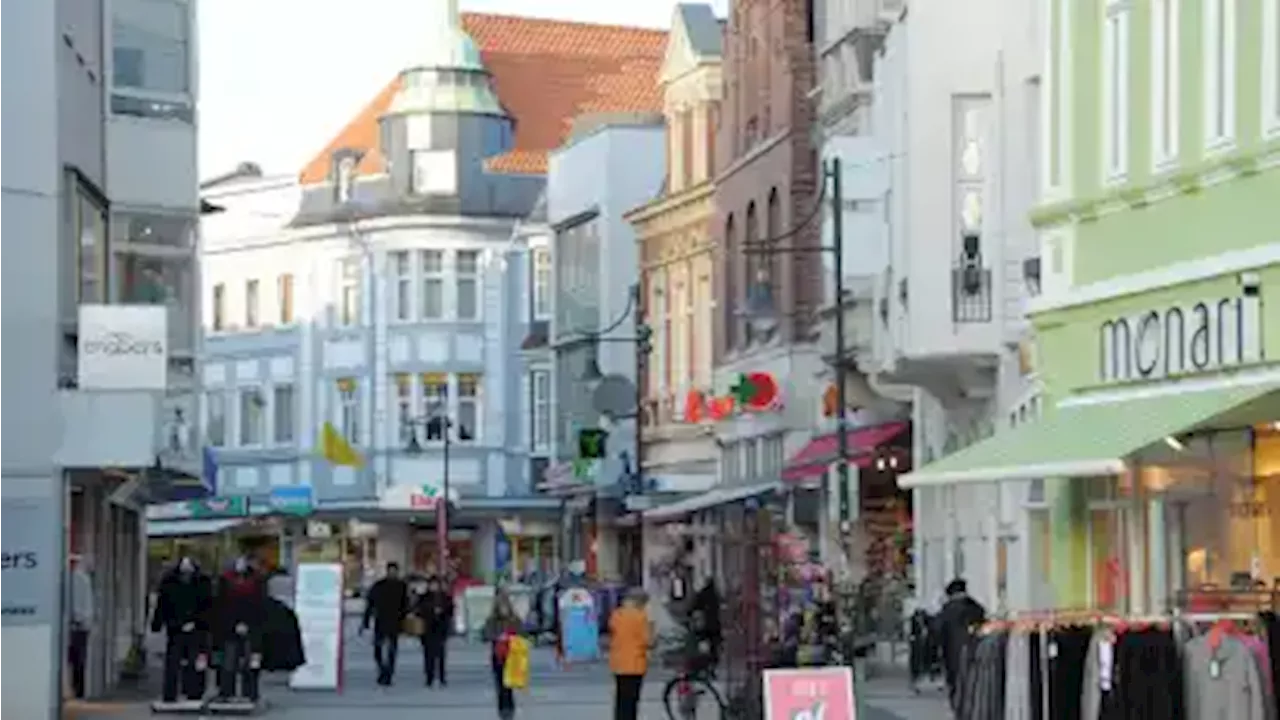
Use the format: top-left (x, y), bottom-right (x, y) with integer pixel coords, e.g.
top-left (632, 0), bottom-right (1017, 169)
top-left (67, 555), bottom-right (95, 698)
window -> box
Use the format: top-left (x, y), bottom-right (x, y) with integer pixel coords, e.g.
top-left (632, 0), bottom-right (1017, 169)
top-left (723, 215), bottom-right (737, 350)
top-left (212, 283), bottom-right (226, 331)
top-left (457, 373), bottom-right (481, 442)
top-left (532, 370), bottom-right (551, 450)
top-left (74, 184), bottom-right (108, 304)
top-left (532, 248), bottom-right (552, 319)
top-left (410, 150), bottom-right (457, 196)
top-left (278, 274), bottom-right (294, 324)
top-left (456, 250), bottom-right (480, 320)
top-left (1102, 1), bottom-right (1131, 181)
top-left (244, 279), bottom-right (260, 328)
top-left (272, 384), bottom-right (295, 444)
top-left (337, 378), bottom-right (359, 444)
top-left (394, 374), bottom-right (413, 442)
top-left (1264, 0), bottom-right (1280, 136)
top-left (111, 0), bottom-right (191, 122)
top-left (238, 387), bottom-right (265, 446)
top-left (1203, 0), bottom-right (1236, 150)
top-left (420, 250), bottom-right (444, 320)
top-left (1150, 0), bottom-right (1180, 169)
top-left (339, 258), bottom-right (360, 326)
top-left (336, 157), bottom-right (355, 204)
top-left (421, 373), bottom-right (448, 441)
top-left (392, 251), bottom-right (412, 321)
top-left (206, 392), bottom-right (226, 447)
top-left (743, 440), bottom-right (759, 480)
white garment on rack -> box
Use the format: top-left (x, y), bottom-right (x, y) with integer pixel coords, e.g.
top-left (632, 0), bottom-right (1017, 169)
top-left (1004, 631), bottom-right (1031, 720)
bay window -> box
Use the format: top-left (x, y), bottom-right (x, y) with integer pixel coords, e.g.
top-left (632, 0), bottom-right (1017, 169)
top-left (339, 258), bottom-right (361, 327)
top-left (111, 0), bottom-right (193, 122)
top-left (1102, 0), bottom-right (1130, 182)
top-left (392, 250), bottom-right (412, 321)
top-left (421, 373), bottom-right (449, 441)
top-left (420, 250), bottom-right (444, 320)
top-left (238, 386), bottom-right (265, 446)
top-left (1202, 0), bottom-right (1236, 150)
top-left (457, 373), bottom-right (481, 442)
top-left (337, 378), bottom-right (359, 444)
top-left (456, 250), bottom-right (480, 321)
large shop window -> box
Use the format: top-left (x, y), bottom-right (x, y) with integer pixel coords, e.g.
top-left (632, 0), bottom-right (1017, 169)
top-left (73, 179), bottom-right (108, 305)
top-left (111, 0), bottom-right (193, 122)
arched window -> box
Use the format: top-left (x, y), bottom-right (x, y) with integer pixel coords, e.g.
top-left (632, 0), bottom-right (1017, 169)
top-left (724, 214), bottom-right (737, 350)
top-left (765, 188), bottom-right (780, 312)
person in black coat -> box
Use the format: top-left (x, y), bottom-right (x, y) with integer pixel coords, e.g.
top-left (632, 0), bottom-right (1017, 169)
top-left (152, 557), bottom-right (214, 702)
top-left (413, 575), bottom-right (455, 687)
top-left (361, 562), bottom-right (409, 686)
top-left (933, 578), bottom-right (986, 713)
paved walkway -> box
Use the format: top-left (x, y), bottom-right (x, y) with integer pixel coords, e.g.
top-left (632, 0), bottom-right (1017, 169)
top-left (65, 622), bottom-right (951, 719)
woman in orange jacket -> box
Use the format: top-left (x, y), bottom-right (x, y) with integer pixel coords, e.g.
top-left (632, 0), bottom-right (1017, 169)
top-left (608, 587), bottom-right (652, 720)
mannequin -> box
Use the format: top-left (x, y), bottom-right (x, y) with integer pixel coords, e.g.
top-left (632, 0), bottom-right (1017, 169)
top-left (212, 555), bottom-right (267, 703)
top-left (151, 557), bottom-right (213, 704)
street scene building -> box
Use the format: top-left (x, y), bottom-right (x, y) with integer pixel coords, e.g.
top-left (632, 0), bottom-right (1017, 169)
top-left (6, 0), bottom-right (1278, 718)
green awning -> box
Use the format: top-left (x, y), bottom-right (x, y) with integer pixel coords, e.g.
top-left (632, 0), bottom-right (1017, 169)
top-left (899, 381), bottom-right (1279, 488)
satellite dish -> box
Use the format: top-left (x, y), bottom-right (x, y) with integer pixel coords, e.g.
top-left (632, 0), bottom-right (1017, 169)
top-left (591, 374), bottom-right (637, 419)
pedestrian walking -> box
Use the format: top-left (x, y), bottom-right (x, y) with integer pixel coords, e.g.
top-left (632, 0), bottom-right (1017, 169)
top-left (609, 587), bottom-right (652, 720)
top-left (933, 578), bottom-right (986, 713)
top-left (483, 589), bottom-right (523, 720)
top-left (360, 562), bottom-right (409, 686)
top-left (415, 574), bottom-right (455, 687)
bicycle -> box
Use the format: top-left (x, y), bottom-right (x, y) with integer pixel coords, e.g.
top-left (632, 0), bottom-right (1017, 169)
top-left (662, 648), bottom-right (729, 720)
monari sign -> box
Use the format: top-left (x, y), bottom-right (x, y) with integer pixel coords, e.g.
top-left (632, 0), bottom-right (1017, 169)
top-left (1098, 294), bottom-right (1262, 383)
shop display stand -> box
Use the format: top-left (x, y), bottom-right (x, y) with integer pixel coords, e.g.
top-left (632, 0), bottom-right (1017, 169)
top-left (150, 699), bottom-right (206, 715)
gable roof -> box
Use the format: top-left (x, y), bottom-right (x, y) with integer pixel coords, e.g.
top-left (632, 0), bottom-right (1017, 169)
top-left (298, 13), bottom-right (667, 184)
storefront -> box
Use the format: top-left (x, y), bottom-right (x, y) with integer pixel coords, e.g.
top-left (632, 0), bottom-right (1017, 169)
top-left (902, 264), bottom-right (1280, 615)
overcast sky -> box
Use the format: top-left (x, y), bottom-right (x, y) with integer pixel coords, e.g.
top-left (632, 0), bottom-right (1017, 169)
top-left (197, 0), bottom-right (728, 179)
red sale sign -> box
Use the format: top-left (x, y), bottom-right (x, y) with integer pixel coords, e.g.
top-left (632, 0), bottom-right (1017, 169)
top-left (763, 667), bottom-right (857, 720)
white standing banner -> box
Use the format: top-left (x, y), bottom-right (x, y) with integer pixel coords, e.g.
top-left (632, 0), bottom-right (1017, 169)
top-left (290, 563), bottom-right (344, 691)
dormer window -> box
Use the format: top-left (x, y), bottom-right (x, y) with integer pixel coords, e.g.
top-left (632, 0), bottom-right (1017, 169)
top-left (336, 156), bottom-right (356, 203)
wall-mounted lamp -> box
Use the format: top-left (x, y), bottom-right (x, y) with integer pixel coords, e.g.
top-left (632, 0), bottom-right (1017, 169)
top-left (874, 454), bottom-right (900, 471)
top-left (1163, 435), bottom-right (1185, 452)
top-left (1022, 257), bottom-right (1042, 297)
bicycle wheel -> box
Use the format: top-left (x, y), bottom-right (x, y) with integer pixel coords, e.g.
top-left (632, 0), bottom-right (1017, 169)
top-left (663, 673), bottom-right (729, 720)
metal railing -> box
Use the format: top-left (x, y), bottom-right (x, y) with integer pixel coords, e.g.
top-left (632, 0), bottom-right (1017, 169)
top-left (951, 266), bottom-right (993, 323)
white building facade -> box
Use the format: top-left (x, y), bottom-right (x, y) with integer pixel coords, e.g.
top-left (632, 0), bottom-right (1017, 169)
top-left (3, 0), bottom-right (201, 714)
top-left (541, 116), bottom-right (667, 583)
top-left (817, 0), bottom-right (1047, 611)
top-left (196, 18), bottom-right (557, 584)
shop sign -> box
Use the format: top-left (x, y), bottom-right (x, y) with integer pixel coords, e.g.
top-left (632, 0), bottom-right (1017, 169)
top-left (2, 494), bottom-right (58, 627)
top-left (1098, 294), bottom-right (1262, 384)
top-left (77, 304), bottom-right (168, 390)
top-left (763, 667), bottom-right (856, 720)
top-left (269, 486), bottom-right (313, 516)
top-left (379, 483), bottom-right (444, 511)
top-left (147, 496), bottom-right (250, 521)
top-left (685, 372), bottom-right (782, 423)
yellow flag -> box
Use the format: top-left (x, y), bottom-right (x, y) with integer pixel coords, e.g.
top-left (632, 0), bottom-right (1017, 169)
top-left (321, 422), bottom-right (363, 467)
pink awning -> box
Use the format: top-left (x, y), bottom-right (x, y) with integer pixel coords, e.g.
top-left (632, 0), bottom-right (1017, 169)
top-left (781, 421), bottom-right (909, 483)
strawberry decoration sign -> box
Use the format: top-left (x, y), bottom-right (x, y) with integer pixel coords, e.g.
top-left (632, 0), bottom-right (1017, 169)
top-left (683, 372), bottom-right (782, 423)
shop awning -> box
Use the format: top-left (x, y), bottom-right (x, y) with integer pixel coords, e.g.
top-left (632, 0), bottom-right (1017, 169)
top-left (782, 421), bottom-right (909, 483)
top-left (643, 480), bottom-right (779, 523)
top-left (899, 381), bottom-right (1279, 488)
top-left (147, 518), bottom-right (246, 538)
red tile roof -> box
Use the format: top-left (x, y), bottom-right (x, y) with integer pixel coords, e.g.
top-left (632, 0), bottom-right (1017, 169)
top-left (298, 13), bottom-right (667, 184)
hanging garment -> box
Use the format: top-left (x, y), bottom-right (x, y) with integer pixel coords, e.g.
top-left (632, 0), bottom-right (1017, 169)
top-left (1183, 632), bottom-right (1268, 720)
top-left (260, 596), bottom-right (306, 672)
top-left (958, 632), bottom-right (1008, 720)
top-left (1029, 630), bottom-right (1046, 720)
top-left (1005, 631), bottom-right (1032, 720)
top-left (1081, 630), bottom-right (1113, 720)
top-left (1240, 634), bottom-right (1274, 694)
top-left (1046, 625), bottom-right (1092, 720)
top-left (1113, 627), bottom-right (1184, 720)
top-left (1263, 612), bottom-right (1280, 707)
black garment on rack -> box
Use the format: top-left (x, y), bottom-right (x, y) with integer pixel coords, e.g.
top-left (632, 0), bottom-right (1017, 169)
top-left (957, 632), bottom-right (1007, 720)
top-left (1110, 627), bottom-right (1184, 720)
top-left (1027, 630), bottom-right (1046, 720)
top-left (1263, 612), bottom-right (1280, 709)
top-left (1047, 625), bottom-right (1092, 720)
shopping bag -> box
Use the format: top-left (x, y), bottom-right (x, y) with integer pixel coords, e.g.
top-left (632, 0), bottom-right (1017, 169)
top-left (502, 635), bottom-right (530, 690)
top-left (402, 614), bottom-right (424, 637)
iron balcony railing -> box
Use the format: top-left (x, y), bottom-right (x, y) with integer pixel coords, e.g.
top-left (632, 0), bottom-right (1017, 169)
top-left (952, 266), bottom-right (993, 323)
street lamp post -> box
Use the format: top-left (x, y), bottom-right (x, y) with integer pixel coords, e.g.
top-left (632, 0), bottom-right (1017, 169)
top-left (743, 156), bottom-right (854, 651)
top-left (405, 412), bottom-right (453, 577)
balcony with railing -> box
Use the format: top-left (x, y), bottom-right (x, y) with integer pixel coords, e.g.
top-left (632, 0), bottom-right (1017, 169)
top-left (952, 265), bottom-right (992, 323)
